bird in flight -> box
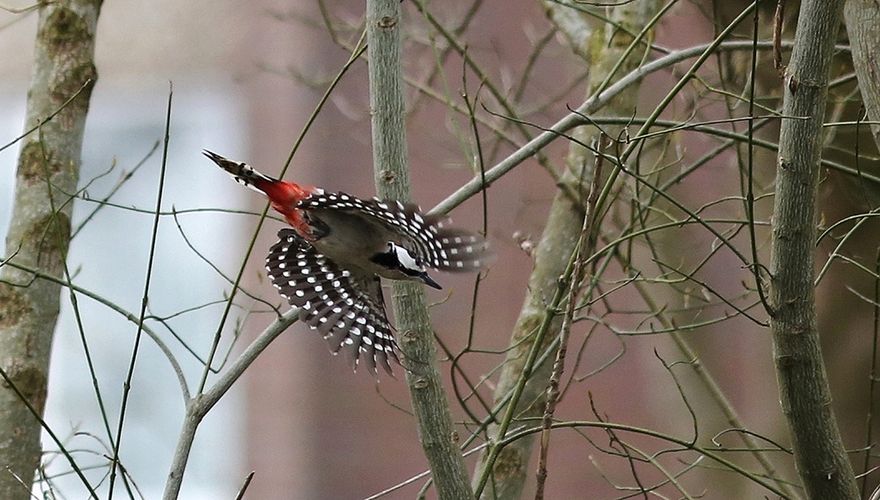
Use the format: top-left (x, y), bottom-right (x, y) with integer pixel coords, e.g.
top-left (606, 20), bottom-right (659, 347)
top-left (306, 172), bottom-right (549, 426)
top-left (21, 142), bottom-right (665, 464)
top-left (205, 151), bottom-right (490, 374)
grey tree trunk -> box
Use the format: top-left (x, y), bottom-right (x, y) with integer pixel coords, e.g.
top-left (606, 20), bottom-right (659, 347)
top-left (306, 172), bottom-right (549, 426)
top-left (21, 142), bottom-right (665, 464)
top-left (471, 3), bottom-right (660, 498)
top-left (365, 0), bottom-right (474, 498)
top-left (845, 0), bottom-right (880, 150)
top-left (0, 2), bottom-right (102, 498)
top-left (770, 0), bottom-right (859, 498)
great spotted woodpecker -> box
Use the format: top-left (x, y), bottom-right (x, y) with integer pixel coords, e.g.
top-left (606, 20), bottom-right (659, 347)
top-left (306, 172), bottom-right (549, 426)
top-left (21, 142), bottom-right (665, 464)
top-left (204, 151), bottom-right (489, 374)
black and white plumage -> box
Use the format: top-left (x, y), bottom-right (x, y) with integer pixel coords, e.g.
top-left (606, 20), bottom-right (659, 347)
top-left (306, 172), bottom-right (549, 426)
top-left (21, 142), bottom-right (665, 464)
top-left (371, 242), bottom-right (442, 290)
top-left (271, 193), bottom-right (489, 373)
top-left (267, 229), bottom-right (399, 374)
top-left (206, 151), bottom-right (491, 375)
top-left (298, 192), bottom-right (488, 274)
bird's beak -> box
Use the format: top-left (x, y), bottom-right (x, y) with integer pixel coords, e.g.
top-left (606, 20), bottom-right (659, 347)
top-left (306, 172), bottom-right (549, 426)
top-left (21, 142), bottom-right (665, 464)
top-left (420, 273), bottom-right (442, 290)
top-left (203, 150), bottom-right (232, 168)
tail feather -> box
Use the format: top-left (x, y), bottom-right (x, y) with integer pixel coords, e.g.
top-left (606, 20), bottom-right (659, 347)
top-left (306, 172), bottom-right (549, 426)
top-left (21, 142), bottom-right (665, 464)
top-left (203, 150), bottom-right (276, 193)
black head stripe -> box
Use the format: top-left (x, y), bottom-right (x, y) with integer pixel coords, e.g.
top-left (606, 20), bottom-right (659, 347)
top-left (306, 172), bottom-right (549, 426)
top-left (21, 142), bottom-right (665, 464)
top-left (369, 247), bottom-right (399, 269)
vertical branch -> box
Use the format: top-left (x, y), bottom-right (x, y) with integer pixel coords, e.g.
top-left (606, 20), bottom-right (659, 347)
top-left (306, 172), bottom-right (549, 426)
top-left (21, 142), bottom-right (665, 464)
top-left (0, 2), bottom-right (102, 498)
top-left (844, 0), bottom-right (880, 151)
top-left (365, 1), bottom-right (473, 499)
top-left (770, 0), bottom-right (859, 498)
top-left (863, 249), bottom-right (880, 495)
top-left (534, 141), bottom-right (605, 500)
top-left (471, 3), bottom-right (660, 498)
top-left (108, 84), bottom-right (172, 498)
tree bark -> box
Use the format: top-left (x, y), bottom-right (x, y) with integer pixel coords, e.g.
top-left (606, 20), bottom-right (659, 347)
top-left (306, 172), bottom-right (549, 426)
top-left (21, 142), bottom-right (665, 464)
top-left (0, 1), bottom-right (101, 498)
top-left (365, 1), bottom-right (473, 499)
top-left (470, 2), bottom-right (659, 498)
top-left (845, 0), bottom-right (880, 151)
top-left (770, 0), bottom-right (859, 498)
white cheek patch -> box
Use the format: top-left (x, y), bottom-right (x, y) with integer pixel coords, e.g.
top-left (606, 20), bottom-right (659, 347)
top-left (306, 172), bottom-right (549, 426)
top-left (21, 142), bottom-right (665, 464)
top-left (391, 243), bottom-right (423, 272)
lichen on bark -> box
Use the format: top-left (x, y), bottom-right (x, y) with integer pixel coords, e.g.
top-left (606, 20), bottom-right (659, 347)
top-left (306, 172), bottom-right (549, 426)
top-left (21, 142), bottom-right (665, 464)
top-left (0, 2), bottom-right (102, 498)
top-left (471, 3), bottom-right (661, 498)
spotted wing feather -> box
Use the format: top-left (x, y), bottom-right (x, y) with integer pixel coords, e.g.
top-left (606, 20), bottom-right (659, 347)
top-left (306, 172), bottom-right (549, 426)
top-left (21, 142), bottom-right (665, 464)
top-left (299, 192), bottom-right (490, 272)
top-left (266, 229), bottom-right (399, 374)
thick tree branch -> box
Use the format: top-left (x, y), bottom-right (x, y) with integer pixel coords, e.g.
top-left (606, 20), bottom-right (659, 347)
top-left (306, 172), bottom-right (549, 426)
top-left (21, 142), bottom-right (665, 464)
top-left (365, 1), bottom-right (473, 499)
top-left (470, 2), bottom-right (660, 498)
top-left (770, 0), bottom-right (859, 498)
top-left (161, 309), bottom-right (299, 500)
top-left (845, 0), bottom-right (880, 150)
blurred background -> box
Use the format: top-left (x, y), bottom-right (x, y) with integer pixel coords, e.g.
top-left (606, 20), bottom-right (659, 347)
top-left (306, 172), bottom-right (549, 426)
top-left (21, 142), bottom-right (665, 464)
top-left (1, 1), bottom-right (877, 498)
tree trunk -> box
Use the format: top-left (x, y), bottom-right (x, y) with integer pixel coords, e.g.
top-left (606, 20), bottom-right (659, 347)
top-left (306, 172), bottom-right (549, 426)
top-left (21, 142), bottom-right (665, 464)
top-left (845, 0), bottom-right (880, 151)
top-left (471, 2), bottom-right (660, 498)
top-left (770, 0), bottom-right (859, 498)
top-left (365, 0), bottom-right (474, 498)
top-left (0, 2), bottom-right (101, 498)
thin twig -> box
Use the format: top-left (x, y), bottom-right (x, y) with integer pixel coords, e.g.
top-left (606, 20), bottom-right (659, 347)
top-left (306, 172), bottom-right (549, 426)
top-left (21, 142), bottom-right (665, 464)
top-left (862, 249), bottom-right (880, 495)
top-left (534, 137), bottom-right (605, 499)
top-left (0, 79), bottom-right (93, 155)
top-left (109, 83), bottom-right (173, 498)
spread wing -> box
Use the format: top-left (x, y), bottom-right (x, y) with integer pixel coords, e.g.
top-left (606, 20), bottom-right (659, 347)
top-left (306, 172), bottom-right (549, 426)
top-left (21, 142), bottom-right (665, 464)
top-left (299, 192), bottom-right (490, 272)
top-left (266, 229), bottom-right (399, 374)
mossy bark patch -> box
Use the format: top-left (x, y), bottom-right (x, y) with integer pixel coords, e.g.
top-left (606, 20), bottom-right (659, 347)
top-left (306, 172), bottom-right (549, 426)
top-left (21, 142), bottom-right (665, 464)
top-left (0, 286), bottom-right (32, 329)
top-left (51, 61), bottom-right (97, 127)
top-left (39, 7), bottom-right (91, 51)
top-left (1, 360), bottom-right (48, 414)
top-left (16, 141), bottom-right (59, 183)
top-left (23, 212), bottom-right (71, 275)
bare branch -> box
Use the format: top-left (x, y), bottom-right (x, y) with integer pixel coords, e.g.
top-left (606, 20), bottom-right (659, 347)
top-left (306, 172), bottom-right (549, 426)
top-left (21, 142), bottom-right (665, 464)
top-left (770, 0), bottom-right (860, 497)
